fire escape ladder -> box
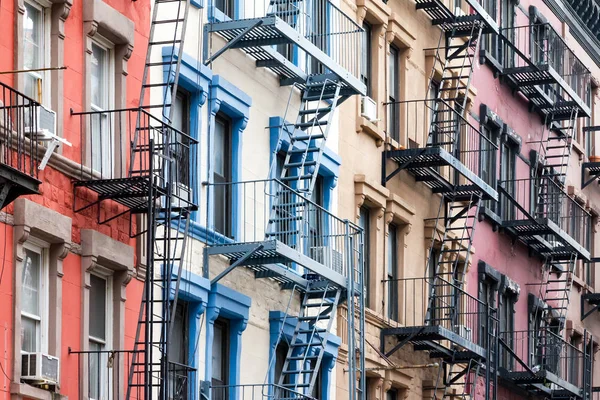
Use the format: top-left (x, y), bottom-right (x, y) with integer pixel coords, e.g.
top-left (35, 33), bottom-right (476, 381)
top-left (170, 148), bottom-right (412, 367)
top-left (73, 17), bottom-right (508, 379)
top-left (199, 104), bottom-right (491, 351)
top-left (435, 358), bottom-right (483, 400)
top-left (277, 77), bottom-right (341, 195)
top-left (534, 109), bottom-right (578, 184)
top-left (276, 280), bottom-right (341, 396)
top-left (426, 192), bottom-right (482, 326)
top-left (130, 0), bottom-right (190, 169)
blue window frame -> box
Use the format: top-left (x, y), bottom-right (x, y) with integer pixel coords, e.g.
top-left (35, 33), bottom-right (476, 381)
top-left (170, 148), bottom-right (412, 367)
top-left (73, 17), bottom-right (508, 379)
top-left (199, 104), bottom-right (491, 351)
top-left (209, 0), bottom-right (242, 22)
top-left (205, 284), bottom-right (251, 400)
top-left (165, 266), bottom-right (211, 400)
top-left (268, 311), bottom-right (340, 400)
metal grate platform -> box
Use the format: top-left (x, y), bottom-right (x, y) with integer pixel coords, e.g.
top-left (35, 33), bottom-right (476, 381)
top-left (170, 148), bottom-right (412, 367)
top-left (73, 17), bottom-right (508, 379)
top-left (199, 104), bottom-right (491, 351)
top-left (0, 163), bottom-right (41, 210)
top-left (415, 0), bottom-right (498, 34)
top-left (386, 147), bottom-right (498, 201)
top-left (381, 325), bottom-right (487, 359)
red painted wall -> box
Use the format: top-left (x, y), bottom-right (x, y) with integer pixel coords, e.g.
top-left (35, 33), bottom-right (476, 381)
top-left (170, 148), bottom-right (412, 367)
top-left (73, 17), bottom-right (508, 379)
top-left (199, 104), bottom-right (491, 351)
top-left (0, 0), bottom-right (149, 395)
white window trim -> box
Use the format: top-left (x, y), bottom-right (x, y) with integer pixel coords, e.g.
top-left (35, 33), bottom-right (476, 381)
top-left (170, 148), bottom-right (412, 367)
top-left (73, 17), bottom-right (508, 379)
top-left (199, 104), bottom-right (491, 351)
top-left (23, 0), bottom-right (51, 106)
top-left (89, 266), bottom-right (113, 400)
top-left (20, 238), bottom-right (49, 355)
top-left (90, 35), bottom-right (116, 176)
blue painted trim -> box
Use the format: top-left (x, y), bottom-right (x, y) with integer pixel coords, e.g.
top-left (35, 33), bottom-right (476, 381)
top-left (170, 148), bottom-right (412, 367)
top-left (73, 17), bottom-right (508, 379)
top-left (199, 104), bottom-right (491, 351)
top-left (205, 284), bottom-right (251, 400)
top-left (206, 75), bottom-right (251, 241)
top-left (190, 0), bottom-right (202, 8)
top-left (162, 47), bottom-right (213, 222)
top-left (207, 0), bottom-right (244, 22)
top-left (267, 311), bottom-right (340, 399)
top-left (162, 266), bottom-right (211, 400)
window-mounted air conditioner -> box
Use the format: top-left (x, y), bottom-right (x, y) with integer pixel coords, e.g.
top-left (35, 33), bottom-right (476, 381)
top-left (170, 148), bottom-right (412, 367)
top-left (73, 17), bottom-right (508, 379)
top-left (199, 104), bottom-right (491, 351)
top-left (454, 325), bottom-right (473, 342)
top-left (360, 96), bottom-right (377, 122)
top-left (24, 104), bottom-right (71, 170)
top-left (21, 352), bottom-right (60, 386)
top-left (310, 246), bottom-right (344, 274)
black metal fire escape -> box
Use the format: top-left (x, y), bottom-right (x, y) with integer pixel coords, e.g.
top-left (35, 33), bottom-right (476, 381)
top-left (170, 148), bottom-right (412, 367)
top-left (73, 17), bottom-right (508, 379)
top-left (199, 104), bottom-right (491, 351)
top-left (0, 83), bottom-right (42, 209)
top-left (381, 2), bottom-right (498, 400)
top-left (71, 0), bottom-right (197, 398)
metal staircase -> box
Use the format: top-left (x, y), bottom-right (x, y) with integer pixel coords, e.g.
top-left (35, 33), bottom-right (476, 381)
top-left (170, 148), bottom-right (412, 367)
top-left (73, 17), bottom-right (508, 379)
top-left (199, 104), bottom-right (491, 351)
top-left (276, 280), bottom-right (341, 395)
top-left (277, 77), bottom-right (342, 194)
top-left (434, 359), bottom-right (483, 400)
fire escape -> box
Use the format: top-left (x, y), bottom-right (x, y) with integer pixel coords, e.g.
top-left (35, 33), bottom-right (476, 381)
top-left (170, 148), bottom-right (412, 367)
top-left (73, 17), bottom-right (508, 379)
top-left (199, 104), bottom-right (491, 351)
top-left (202, 1), bottom-right (366, 399)
top-left (381, 1), bottom-right (498, 400)
top-left (0, 82), bottom-right (41, 209)
top-left (496, 17), bottom-right (593, 400)
top-left (70, 0), bottom-right (199, 398)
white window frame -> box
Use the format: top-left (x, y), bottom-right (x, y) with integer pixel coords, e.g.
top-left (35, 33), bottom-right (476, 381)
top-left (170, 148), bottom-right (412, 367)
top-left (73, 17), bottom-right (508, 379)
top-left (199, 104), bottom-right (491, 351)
top-left (23, 0), bottom-right (51, 105)
top-left (88, 267), bottom-right (113, 400)
top-left (20, 239), bottom-right (49, 355)
top-left (89, 35), bottom-right (115, 177)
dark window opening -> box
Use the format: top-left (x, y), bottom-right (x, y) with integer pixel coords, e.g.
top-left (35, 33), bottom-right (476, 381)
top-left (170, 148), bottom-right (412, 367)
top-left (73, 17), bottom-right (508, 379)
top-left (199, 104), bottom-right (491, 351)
top-left (387, 223), bottom-right (398, 321)
top-left (359, 206), bottom-right (371, 309)
top-left (361, 22), bottom-right (372, 97)
top-left (388, 45), bottom-right (400, 142)
top-left (211, 319), bottom-right (230, 400)
top-left (215, 0), bottom-right (234, 19)
top-left (213, 114), bottom-right (232, 237)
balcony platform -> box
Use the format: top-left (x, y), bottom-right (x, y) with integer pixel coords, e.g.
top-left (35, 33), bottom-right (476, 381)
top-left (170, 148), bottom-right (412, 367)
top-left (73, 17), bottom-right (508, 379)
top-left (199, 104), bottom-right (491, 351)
top-left (206, 239), bottom-right (351, 291)
top-left (205, 16), bottom-right (365, 95)
top-left (503, 218), bottom-right (590, 261)
top-left (381, 325), bottom-right (487, 360)
top-left (385, 147), bottom-right (498, 201)
top-left (582, 162), bottom-right (600, 189)
top-left (500, 370), bottom-right (583, 398)
top-left (0, 163), bottom-right (41, 210)
top-left (415, 0), bottom-right (498, 34)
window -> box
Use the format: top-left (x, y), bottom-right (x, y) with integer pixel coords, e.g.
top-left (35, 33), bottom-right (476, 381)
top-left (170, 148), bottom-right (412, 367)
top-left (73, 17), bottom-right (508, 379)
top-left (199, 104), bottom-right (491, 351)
top-left (586, 217), bottom-right (594, 286)
top-left (89, 273), bottom-right (112, 400)
top-left (388, 46), bottom-right (400, 142)
top-left (387, 224), bottom-right (398, 321)
top-left (478, 276), bottom-right (496, 348)
top-left (361, 22), bottom-right (372, 96)
top-left (212, 319), bottom-right (229, 400)
top-left (498, 0), bottom-right (515, 65)
top-left (480, 126), bottom-right (498, 210)
top-left (21, 246), bottom-right (47, 354)
top-left (567, 335), bottom-right (582, 386)
top-left (387, 389), bottom-right (398, 400)
top-left (309, 0), bottom-right (328, 75)
top-left (500, 142), bottom-right (516, 220)
top-left (308, 176), bottom-right (324, 249)
top-left (214, 0), bottom-right (234, 18)
top-left (90, 39), bottom-right (115, 176)
top-left (427, 81), bottom-right (440, 146)
top-left (214, 114), bottom-right (232, 237)
top-left (499, 292), bottom-right (515, 369)
top-left (310, 359), bottom-right (324, 399)
top-left (274, 342), bottom-right (289, 385)
top-left (23, 1), bottom-right (49, 103)
top-left (172, 90), bottom-right (191, 189)
top-left (169, 301), bottom-right (189, 400)
top-left (359, 206), bottom-right (371, 308)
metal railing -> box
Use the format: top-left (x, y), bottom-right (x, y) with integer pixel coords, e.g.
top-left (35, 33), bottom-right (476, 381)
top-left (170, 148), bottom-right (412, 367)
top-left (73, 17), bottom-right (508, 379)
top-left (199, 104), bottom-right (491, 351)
top-left (208, 0), bottom-right (363, 80)
top-left (383, 277), bottom-right (494, 346)
top-left (499, 329), bottom-right (589, 388)
top-left (498, 175), bottom-right (590, 247)
top-left (204, 179), bottom-right (363, 280)
top-left (0, 81), bottom-right (40, 178)
top-left (69, 349), bottom-right (196, 400)
top-left (210, 383), bottom-right (313, 400)
top-left (384, 99), bottom-right (498, 177)
top-left (70, 107), bottom-right (197, 204)
top-left (499, 23), bottom-right (591, 104)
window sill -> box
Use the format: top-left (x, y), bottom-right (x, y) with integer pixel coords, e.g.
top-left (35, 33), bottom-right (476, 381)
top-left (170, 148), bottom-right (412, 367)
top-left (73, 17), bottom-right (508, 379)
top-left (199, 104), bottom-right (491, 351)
top-left (480, 50), bottom-right (504, 77)
top-left (356, 116), bottom-right (385, 147)
top-left (479, 206), bottom-right (502, 230)
top-left (11, 382), bottom-right (66, 400)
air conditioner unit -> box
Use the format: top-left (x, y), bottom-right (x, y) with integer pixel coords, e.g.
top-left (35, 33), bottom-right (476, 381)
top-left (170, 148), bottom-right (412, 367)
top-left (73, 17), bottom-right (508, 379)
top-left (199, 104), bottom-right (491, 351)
top-left (21, 352), bottom-right (60, 386)
top-left (310, 246), bottom-right (344, 274)
top-left (454, 325), bottom-right (473, 342)
top-left (25, 104), bottom-right (56, 137)
top-left (360, 96), bottom-right (377, 122)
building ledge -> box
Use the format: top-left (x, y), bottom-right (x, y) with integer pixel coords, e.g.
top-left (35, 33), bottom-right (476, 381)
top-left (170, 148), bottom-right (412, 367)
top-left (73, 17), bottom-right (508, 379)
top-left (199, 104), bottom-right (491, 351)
top-left (11, 382), bottom-right (67, 400)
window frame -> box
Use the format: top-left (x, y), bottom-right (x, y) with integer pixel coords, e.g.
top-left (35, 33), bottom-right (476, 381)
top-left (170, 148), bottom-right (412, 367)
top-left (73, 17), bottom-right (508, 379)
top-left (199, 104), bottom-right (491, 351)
top-left (172, 89), bottom-right (192, 190)
top-left (88, 267), bottom-right (114, 400)
top-left (359, 206), bottom-right (371, 309)
top-left (20, 240), bottom-right (49, 355)
top-left (213, 112), bottom-right (233, 238)
top-left (388, 45), bottom-right (400, 143)
top-left (211, 318), bottom-right (230, 389)
top-left (361, 22), bottom-right (372, 97)
top-left (89, 36), bottom-right (116, 177)
top-left (387, 223), bottom-right (398, 321)
top-left (23, 0), bottom-right (51, 105)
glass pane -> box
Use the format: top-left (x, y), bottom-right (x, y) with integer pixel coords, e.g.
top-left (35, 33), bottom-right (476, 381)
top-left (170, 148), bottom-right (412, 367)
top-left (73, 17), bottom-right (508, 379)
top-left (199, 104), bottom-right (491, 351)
top-left (89, 275), bottom-right (107, 341)
top-left (22, 249), bottom-right (41, 316)
top-left (21, 316), bottom-right (38, 353)
top-left (91, 43), bottom-right (107, 108)
top-left (214, 118), bottom-right (227, 176)
top-left (212, 324), bottom-right (223, 381)
top-left (89, 341), bottom-right (102, 400)
top-left (91, 113), bottom-right (111, 175)
top-left (23, 3), bottom-right (42, 70)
